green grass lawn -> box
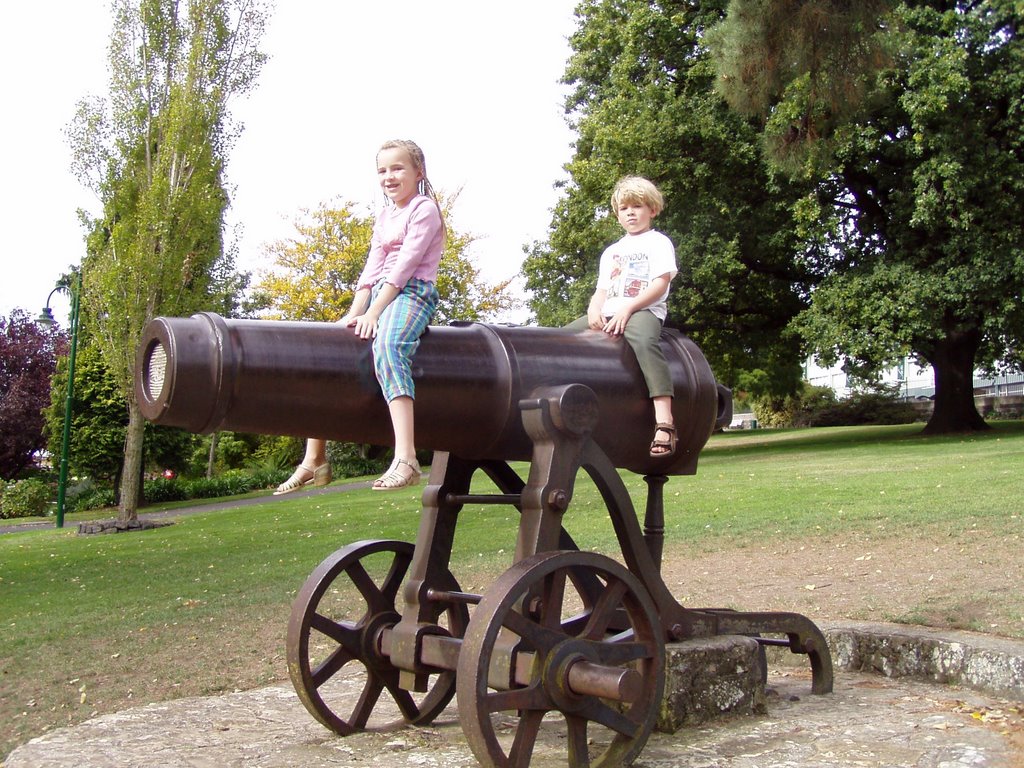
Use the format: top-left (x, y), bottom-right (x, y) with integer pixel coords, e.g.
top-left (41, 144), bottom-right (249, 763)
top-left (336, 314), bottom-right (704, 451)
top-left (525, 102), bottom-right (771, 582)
top-left (1, 421), bottom-right (1022, 759)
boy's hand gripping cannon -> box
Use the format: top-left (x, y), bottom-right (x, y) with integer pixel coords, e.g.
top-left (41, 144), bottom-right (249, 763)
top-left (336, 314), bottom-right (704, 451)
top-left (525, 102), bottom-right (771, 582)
top-left (136, 313), bottom-right (832, 768)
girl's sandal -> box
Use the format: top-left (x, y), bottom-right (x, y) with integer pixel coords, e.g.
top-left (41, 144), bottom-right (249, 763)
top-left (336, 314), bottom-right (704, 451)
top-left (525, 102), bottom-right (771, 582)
top-left (372, 458), bottom-right (422, 491)
top-left (650, 423), bottom-right (677, 458)
top-left (273, 462), bottom-right (332, 495)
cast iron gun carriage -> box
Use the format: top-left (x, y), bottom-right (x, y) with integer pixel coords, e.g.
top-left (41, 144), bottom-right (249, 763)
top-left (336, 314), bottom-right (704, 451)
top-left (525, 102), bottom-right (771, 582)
top-left (136, 313), bottom-right (832, 767)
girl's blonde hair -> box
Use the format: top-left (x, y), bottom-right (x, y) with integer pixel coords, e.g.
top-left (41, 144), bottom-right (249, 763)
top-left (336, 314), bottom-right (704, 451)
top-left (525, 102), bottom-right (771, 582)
top-left (378, 139), bottom-right (446, 240)
top-left (610, 176), bottom-right (664, 216)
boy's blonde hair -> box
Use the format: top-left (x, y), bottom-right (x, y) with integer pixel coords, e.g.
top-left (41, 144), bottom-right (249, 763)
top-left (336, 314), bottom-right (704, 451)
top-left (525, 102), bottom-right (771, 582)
top-left (610, 176), bottom-right (664, 216)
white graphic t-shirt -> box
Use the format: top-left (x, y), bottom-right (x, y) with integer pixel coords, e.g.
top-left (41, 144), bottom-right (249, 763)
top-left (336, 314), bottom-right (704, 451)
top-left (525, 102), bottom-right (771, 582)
top-left (596, 229), bottom-right (677, 321)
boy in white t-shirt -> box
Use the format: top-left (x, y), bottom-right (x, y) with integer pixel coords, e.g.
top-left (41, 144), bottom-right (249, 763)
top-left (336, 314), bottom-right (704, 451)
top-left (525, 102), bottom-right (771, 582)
top-left (566, 176), bottom-right (679, 457)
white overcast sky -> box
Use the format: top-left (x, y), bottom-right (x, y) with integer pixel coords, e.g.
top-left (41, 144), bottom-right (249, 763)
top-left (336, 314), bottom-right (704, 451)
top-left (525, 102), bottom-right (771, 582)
top-left (0, 1), bottom-right (579, 326)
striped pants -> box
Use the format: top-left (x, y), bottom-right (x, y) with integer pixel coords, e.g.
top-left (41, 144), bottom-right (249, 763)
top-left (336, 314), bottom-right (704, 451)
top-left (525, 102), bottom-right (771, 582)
top-left (371, 278), bottom-right (438, 402)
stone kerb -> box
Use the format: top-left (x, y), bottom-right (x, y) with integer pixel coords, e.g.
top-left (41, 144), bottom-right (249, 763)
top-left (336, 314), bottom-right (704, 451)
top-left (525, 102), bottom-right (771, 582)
top-left (768, 620), bottom-right (1024, 702)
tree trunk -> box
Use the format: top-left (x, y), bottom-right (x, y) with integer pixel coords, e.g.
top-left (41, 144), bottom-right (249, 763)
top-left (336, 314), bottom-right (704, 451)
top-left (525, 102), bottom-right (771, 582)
top-left (207, 432), bottom-right (219, 479)
top-left (117, 399), bottom-right (146, 524)
top-left (922, 327), bottom-right (989, 434)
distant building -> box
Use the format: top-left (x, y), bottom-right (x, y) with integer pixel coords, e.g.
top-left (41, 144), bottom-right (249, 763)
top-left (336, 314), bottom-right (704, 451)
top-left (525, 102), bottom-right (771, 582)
top-left (803, 357), bottom-right (1024, 401)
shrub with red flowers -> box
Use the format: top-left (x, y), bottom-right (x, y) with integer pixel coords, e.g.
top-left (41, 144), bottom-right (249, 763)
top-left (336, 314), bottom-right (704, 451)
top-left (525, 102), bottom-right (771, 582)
top-left (0, 309), bottom-right (65, 479)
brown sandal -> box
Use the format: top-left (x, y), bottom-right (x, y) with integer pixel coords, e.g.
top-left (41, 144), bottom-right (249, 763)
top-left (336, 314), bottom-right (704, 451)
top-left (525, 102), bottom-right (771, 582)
top-left (650, 423), bottom-right (677, 457)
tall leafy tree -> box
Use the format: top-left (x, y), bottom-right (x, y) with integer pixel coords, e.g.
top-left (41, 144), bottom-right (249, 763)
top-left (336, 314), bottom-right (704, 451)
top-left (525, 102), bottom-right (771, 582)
top-left (0, 310), bottom-right (64, 479)
top-left (709, 0), bottom-right (1024, 433)
top-left (524, 0), bottom-right (812, 396)
top-left (252, 202), bottom-right (373, 322)
top-left (255, 196), bottom-right (519, 324)
top-left (45, 341), bottom-right (125, 484)
top-left (67, 0), bottom-right (268, 521)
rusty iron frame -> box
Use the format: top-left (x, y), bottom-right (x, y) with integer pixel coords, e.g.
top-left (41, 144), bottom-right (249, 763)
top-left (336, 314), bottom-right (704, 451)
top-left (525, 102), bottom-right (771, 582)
top-left (287, 384), bottom-right (833, 767)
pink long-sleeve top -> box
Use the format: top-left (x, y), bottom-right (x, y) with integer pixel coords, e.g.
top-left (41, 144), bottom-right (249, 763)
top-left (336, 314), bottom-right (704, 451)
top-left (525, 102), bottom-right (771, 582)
top-left (356, 195), bottom-right (444, 290)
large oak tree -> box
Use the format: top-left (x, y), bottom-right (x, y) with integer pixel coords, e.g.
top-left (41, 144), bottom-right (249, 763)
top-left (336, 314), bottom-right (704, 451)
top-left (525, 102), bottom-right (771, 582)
top-left (710, 0), bottom-right (1024, 432)
top-left (524, 0), bottom-right (813, 398)
top-left (529, 0), bottom-right (1022, 433)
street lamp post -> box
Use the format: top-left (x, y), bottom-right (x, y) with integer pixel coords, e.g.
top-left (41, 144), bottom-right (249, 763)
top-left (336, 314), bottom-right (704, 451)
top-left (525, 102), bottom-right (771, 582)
top-left (37, 275), bottom-right (81, 529)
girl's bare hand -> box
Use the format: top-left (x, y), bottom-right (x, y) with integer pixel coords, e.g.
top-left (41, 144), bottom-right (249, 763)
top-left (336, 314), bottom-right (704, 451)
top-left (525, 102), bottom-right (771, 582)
top-left (352, 314), bottom-right (377, 339)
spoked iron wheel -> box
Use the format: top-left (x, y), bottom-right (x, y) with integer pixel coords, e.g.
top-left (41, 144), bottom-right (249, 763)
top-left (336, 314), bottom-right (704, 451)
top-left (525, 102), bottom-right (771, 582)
top-left (287, 539), bottom-right (467, 735)
top-left (456, 550), bottom-right (664, 768)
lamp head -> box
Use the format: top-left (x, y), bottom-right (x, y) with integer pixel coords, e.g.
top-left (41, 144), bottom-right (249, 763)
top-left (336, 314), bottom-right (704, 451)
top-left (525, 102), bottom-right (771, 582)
top-left (36, 307), bottom-right (56, 327)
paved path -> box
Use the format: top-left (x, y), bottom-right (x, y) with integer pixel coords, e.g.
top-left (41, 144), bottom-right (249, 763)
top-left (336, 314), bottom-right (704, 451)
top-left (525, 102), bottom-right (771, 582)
top-left (0, 480), bottom-right (371, 535)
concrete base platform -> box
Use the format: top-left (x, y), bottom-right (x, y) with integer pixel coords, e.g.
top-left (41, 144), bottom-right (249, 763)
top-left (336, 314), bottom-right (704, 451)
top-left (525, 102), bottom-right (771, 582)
top-left (6, 622), bottom-right (1023, 767)
top-left (7, 671), bottom-right (1020, 767)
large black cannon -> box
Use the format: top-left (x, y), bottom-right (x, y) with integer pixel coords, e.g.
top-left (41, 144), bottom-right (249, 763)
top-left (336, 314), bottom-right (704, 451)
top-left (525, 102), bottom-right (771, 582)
top-left (136, 313), bottom-right (832, 768)
top-left (137, 312), bottom-right (727, 475)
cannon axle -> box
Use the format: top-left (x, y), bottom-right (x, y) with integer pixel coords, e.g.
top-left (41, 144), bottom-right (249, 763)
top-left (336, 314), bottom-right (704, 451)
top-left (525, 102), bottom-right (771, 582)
top-left (380, 628), bottom-right (644, 703)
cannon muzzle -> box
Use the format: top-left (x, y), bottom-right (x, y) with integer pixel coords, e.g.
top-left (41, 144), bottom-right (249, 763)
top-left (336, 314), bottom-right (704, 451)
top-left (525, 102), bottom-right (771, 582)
top-left (136, 313), bottom-right (730, 475)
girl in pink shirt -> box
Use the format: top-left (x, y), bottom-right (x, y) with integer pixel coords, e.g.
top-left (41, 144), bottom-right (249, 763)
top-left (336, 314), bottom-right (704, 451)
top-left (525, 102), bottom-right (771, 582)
top-left (275, 139), bottom-right (444, 494)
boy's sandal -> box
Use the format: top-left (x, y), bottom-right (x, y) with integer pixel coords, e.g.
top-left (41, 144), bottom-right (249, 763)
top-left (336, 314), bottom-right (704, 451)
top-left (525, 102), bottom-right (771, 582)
top-left (372, 458), bottom-right (422, 491)
top-left (273, 462), bottom-right (332, 495)
top-left (650, 423), bottom-right (677, 458)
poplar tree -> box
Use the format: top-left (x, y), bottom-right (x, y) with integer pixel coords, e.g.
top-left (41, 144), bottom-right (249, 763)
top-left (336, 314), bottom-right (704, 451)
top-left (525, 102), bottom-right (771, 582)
top-left (68, 0), bottom-right (268, 521)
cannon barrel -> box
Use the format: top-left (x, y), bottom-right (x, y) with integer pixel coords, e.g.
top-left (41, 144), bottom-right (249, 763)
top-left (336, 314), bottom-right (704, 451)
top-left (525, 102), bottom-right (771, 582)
top-left (135, 313), bottom-right (730, 476)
